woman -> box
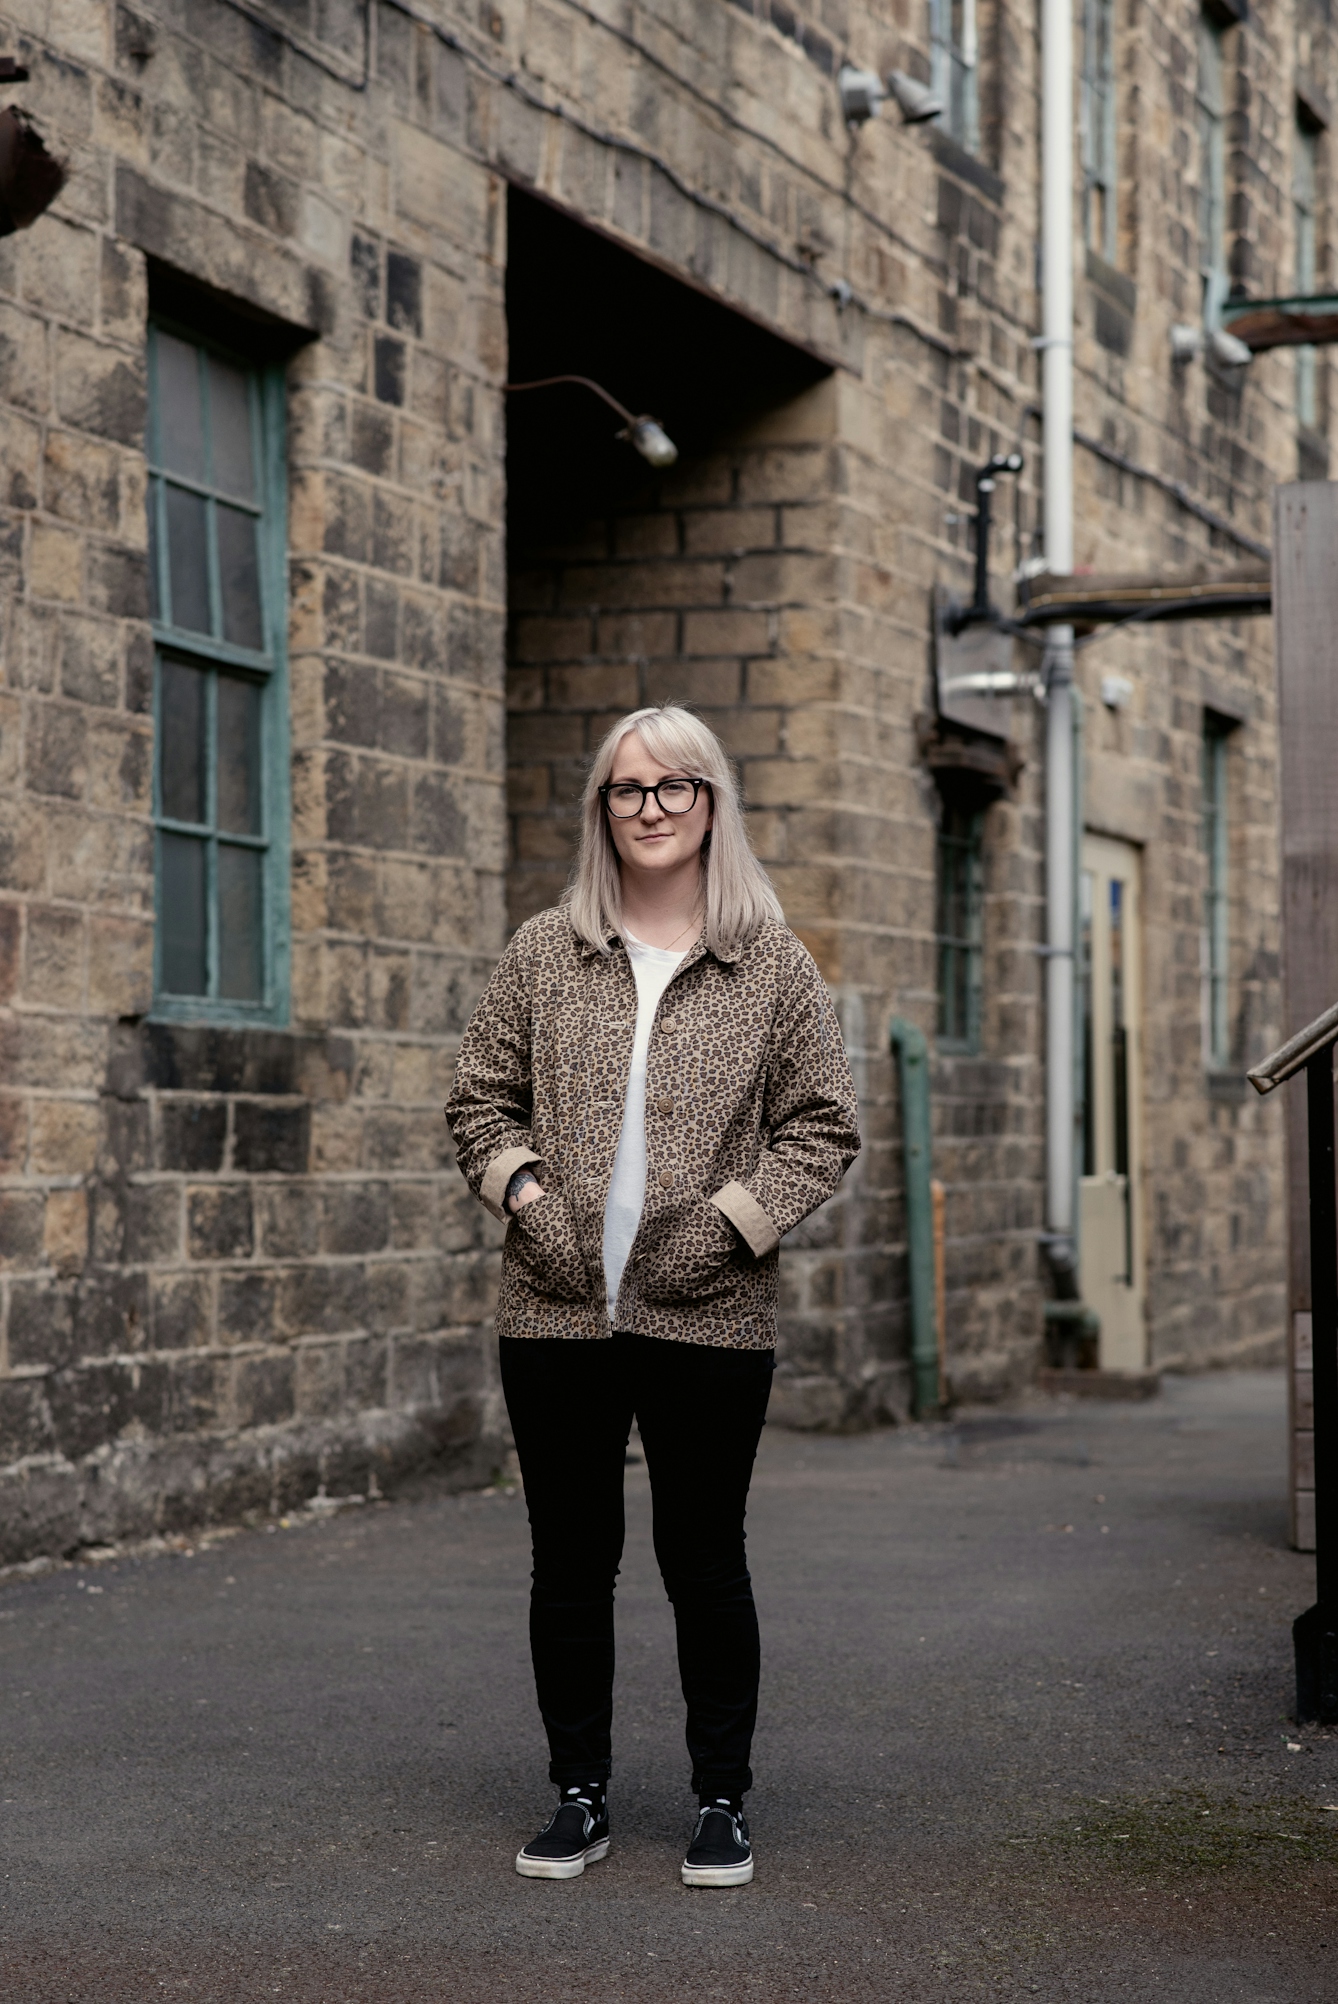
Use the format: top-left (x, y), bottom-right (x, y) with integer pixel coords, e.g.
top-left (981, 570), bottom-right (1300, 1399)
top-left (444, 704), bottom-right (859, 1887)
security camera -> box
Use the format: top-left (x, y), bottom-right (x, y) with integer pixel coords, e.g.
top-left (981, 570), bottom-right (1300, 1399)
top-left (838, 66), bottom-right (886, 125)
top-left (886, 70), bottom-right (944, 124)
top-left (1208, 325), bottom-right (1252, 369)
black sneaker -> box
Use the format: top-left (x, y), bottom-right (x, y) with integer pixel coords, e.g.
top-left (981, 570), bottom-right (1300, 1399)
top-left (515, 1786), bottom-right (610, 1880)
top-left (682, 1798), bottom-right (753, 1887)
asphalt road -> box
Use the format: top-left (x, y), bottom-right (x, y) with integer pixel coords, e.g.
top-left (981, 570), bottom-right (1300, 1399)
top-left (1, 1369), bottom-right (1335, 2002)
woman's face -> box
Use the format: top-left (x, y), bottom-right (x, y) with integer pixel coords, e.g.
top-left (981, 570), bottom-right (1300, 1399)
top-left (604, 731), bottom-right (713, 884)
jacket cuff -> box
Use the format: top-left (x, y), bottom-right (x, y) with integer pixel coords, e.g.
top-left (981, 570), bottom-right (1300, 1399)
top-left (480, 1146), bottom-right (542, 1221)
top-left (711, 1181), bottom-right (780, 1258)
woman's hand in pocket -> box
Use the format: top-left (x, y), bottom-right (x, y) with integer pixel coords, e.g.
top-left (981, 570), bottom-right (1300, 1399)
top-left (637, 1200), bottom-right (742, 1305)
top-left (506, 1189), bottom-right (588, 1303)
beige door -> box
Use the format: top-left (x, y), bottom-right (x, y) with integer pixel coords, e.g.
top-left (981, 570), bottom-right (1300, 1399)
top-left (1079, 834), bottom-right (1147, 1371)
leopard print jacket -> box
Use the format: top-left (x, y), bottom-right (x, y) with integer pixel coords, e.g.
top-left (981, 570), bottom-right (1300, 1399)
top-left (443, 905), bottom-right (860, 1348)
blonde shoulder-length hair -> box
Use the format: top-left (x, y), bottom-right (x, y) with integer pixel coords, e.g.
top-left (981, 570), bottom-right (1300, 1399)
top-left (567, 704), bottom-right (785, 957)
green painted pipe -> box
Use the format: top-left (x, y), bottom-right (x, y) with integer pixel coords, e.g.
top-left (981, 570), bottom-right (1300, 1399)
top-left (890, 1017), bottom-right (941, 1418)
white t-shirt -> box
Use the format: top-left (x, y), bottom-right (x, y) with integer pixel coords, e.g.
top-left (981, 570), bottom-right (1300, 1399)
top-left (602, 931), bottom-right (687, 1319)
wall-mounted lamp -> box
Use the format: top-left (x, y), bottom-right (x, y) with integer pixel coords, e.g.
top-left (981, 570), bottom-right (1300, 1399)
top-left (838, 63), bottom-right (943, 127)
top-left (0, 60), bottom-right (66, 236)
top-left (837, 65), bottom-right (885, 124)
top-left (887, 70), bottom-right (944, 123)
top-left (503, 374), bottom-right (679, 467)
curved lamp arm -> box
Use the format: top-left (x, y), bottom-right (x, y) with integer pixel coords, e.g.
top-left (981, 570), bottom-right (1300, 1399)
top-left (503, 374), bottom-right (678, 467)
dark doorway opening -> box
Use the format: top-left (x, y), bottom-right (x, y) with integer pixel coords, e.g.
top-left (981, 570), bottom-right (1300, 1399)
top-left (505, 188), bottom-right (830, 544)
top-left (504, 187), bottom-right (834, 929)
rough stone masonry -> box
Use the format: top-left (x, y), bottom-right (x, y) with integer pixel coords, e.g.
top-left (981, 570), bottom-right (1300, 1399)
top-left (0, 0), bottom-right (1315, 1558)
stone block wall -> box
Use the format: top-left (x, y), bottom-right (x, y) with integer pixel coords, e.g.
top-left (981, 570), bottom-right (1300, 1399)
top-left (0, 0), bottom-right (512, 1560)
top-left (0, 0), bottom-right (1317, 1558)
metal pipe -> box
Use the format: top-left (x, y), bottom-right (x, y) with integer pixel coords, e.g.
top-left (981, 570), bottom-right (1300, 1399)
top-left (890, 1018), bottom-right (941, 1417)
top-left (1296, 1050), bottom-right (1338, 1720)
top-left (1248, 996), bottom-right (1338, 1095)
top-left (1041, 0), bottom-right (1073, 580)
top-left (972, 472), bottom-right (994, 619)
top-left (1045, 655), bottom-right (1076, 1246)
top-left (1041, 0), bottom-right (1079, 1277)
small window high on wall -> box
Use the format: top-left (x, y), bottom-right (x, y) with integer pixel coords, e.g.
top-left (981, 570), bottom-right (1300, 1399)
top-left (930, 0), bottom-right (978, 153)
top-left (1081, 0), bottom-right (1117, 263)
top-left (147, 320), bottom-right (290, 1021)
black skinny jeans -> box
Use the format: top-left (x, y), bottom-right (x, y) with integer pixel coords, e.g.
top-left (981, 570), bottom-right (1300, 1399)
top-left (499, 1332), bottom-right (774, 1800)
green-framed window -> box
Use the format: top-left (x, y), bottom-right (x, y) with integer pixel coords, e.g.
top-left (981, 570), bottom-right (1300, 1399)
top-left (148, 321), bottom-right (290, 1022)
top-left (936, 805), bottom-right (984, 1051)
top-left (1201, 713), bottom-right (1232, 1069)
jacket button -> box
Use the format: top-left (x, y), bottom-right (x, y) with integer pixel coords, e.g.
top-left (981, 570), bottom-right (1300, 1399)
top-left (656, 1096), bottom-right (674, 1117)
top-left (658, 1169), bottom-right (675, 1190)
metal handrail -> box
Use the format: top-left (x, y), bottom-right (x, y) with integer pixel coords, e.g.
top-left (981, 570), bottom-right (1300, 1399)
top-left (1248, 999), bottom-right (1338, 1096)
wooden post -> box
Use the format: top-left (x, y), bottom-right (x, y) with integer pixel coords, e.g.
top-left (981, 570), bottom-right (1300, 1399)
top-left (1273, 484), bottom-right (1338, 1551)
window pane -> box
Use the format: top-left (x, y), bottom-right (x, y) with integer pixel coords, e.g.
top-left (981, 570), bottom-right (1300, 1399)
top-left (217, 503), bottom-right (263, 651)
top-left (217, 675), bottom-right (262, 835)
top-left (147, 478), bottom-right (161, 621)
top-left (160, 832), bottom-right (207, 994)
top-left (159, 658), bottom-right (206, 825)
top-left (208, 358), bottom-right (256, 499)
top-left (218, 844), bottom-right (263, 1000)
top-left (154, 333), bottom-right (206, 482)
top-left (165, 484), bottom-right (211, 634)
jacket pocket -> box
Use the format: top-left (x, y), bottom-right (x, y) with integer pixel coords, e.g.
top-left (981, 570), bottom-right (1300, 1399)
top-left (506, 1193), bottom-right (588, 1303)
top-left (636, 1200), bottom-right (745, 1307)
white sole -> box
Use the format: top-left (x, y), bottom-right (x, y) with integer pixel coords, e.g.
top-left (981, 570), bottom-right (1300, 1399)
top-left (681, 1855), bottom-right (755, 1887)
top-left (515, 1836), bottom-right (610, 1880)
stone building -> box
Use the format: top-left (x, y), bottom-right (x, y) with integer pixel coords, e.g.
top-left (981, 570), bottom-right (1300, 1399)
top-left (0, 0), bottom-right (1315, 1556)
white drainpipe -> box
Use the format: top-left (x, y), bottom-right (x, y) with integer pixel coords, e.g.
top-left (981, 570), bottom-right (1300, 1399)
top-left (1041, 0), bottom-right (1078, 1273)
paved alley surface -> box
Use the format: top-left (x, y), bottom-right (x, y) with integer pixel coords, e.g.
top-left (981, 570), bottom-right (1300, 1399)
top-left (1, 1369), bottom-right (1335, 2002)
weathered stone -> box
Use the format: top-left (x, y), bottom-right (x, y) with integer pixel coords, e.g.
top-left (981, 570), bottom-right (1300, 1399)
top-left (158, 1100), bottom-right (228, 1173)
top-left (187, 1186), bottom-right (254, 1261)
top-left (232, 1102), bottom-right (311, 1175)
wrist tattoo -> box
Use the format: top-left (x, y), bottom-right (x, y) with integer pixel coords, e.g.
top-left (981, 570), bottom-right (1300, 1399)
top-left (504, 1168), bottom-right (540, 1212)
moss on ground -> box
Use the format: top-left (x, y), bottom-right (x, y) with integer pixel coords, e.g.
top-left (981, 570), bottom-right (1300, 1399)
top-left (1016, 1787), bottom-right (1338, 1879)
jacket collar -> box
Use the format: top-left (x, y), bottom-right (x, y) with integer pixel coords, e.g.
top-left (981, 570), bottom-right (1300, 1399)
top-left (573, 918), bottom-right (741, 966)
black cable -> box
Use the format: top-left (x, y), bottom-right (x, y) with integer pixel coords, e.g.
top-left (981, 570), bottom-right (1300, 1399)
top-left (1072, 428), bottom-right (1270, 561)
top-left (503, 374), bottom-right (638, 424)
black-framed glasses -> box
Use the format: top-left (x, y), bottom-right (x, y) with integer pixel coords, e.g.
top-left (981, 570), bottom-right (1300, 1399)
top-left (599, 777), bottom-right (709, 819)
